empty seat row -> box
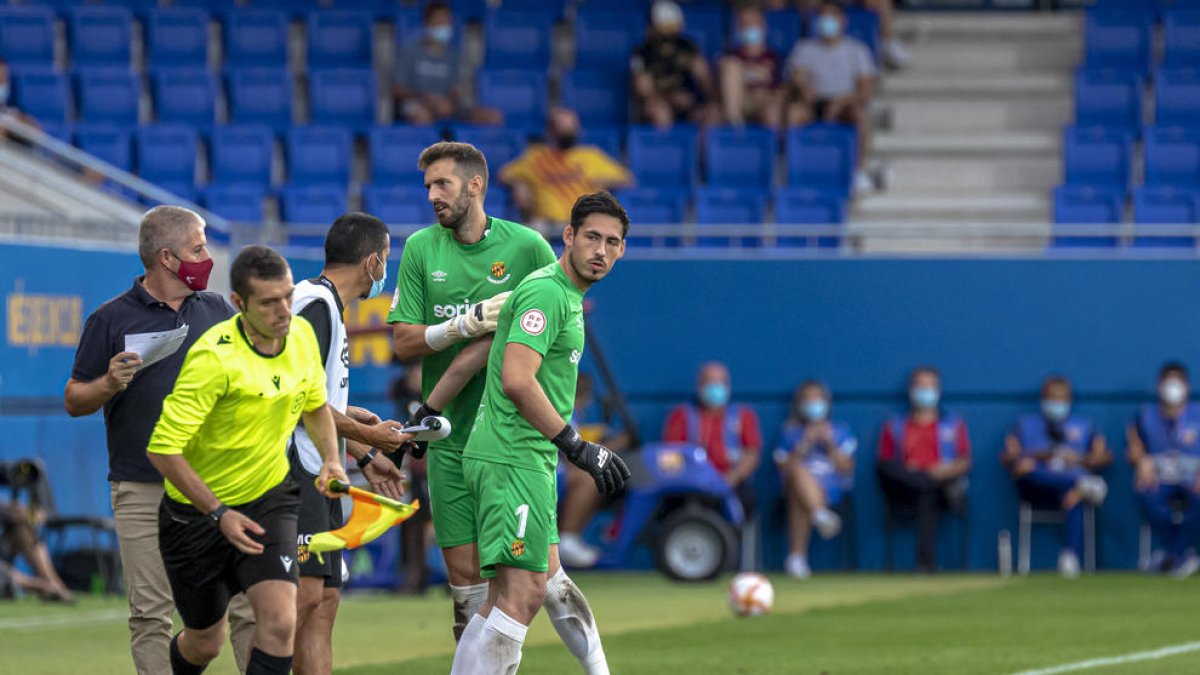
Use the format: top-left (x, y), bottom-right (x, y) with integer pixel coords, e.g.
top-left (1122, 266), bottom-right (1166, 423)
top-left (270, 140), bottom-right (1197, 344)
top-left (1062, 125), bottom-right (1200, 191)
top-left (1085, 9), bottom-right (1200, 71)
top-left (1074, 67), bottom-right (1200, 131)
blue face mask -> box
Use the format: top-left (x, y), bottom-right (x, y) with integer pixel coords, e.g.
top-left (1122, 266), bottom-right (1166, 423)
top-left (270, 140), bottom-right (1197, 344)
top-left (816, 14), bottom-right (841, 39)
top-left (700, 382), bottom-right (730, 408)
top-left (910, 386), bottom-right (940, 410)
top-left (801, 399), bottom-right (829, 422)
top-left (740, 27), bottom-right (765, 48)
top-left (365, 254), bottom-right (387, 300)
top-left (1042, 399), bottom-right (1071, 423)
top-left (427, 25), bottom-right (453, 44)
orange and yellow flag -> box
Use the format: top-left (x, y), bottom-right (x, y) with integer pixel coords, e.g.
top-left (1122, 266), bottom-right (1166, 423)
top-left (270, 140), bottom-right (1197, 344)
top-left (308, 481), bottom-right (420, 563)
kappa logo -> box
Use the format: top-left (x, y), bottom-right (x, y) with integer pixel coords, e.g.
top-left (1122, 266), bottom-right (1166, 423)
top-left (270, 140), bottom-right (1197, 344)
top-left (520, 309), bottom-right (547, 336)
top-left (488, 261), bottom-right (511, 285)
top-left (511, 539), bottom-right (526, 557)
top-left (280, 555), bottom-right (294, 572)
top-left (431, 270), bottom-right (448, 283)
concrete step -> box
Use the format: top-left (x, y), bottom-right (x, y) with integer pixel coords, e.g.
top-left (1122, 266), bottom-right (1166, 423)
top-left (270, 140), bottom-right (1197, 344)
top-left (852, 191), bottom-right (1051, 223)
top-left (848, 220), bottom-right (1051, 254)
top-left (881, 72), bottom-right (1072, 98)
top-left (904, 41), bottom-right (1081, 73)
top-left (873, 131), bottom-right (1059, 157)
top-left (883, 157), bottom-right (1062, 192)
top-left (885, 97), bottom-right (1072, 132)
top-left (897, 12), bottom-right (1080, 43)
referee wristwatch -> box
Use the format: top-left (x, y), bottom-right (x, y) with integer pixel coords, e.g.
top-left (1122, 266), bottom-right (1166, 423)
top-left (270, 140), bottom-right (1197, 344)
top-left (208, 504), bottom-right (229, 526)
top-left (356, 448), bottom-right (380, 470)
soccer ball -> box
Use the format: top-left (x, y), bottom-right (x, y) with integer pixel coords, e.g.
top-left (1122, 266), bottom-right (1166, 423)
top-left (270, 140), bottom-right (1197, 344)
top-left (728, 572), bottom-right (774, 617)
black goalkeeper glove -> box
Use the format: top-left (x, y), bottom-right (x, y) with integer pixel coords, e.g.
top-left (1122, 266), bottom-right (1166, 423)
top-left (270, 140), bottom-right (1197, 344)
top-left (396, 402), bottom-right (440, 461)
top-left (552, 425), bottom-right (631, 497)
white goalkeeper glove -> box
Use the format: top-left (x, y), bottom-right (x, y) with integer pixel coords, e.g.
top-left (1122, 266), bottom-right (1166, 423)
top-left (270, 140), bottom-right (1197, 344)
top-left (424, 292), bottom-right (511, 351)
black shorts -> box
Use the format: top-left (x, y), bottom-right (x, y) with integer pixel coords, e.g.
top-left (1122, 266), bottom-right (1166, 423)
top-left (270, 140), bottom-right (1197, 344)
top-left (288, 446), bottom-right (344, 588)
top-left (158, 478), bottom-right (301, 630)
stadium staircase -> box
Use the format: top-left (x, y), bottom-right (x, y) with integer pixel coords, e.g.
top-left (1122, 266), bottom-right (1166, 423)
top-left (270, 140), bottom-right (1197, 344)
top-left (855, 12), bottom-right (1081, 253)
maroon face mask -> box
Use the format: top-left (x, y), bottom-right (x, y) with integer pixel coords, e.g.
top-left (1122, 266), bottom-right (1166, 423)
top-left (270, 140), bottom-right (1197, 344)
top-left (173, 254), bottom-right (214, 291)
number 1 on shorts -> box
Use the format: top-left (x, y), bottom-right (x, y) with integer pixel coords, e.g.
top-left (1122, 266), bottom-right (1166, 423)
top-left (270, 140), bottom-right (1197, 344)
top-left (515, 503), bottom-right (529, 538)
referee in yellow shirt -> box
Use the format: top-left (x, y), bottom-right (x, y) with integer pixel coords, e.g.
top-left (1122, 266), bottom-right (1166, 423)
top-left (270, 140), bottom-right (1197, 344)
top-left (147, 245), bottom-right (349, 675)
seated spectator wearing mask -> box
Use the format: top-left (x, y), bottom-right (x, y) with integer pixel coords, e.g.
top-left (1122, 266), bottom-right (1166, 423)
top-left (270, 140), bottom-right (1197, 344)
top-left (1001, 375), bottom-right (1111, 578)
top-left (663, 362), bottom-right (762, 519)
top-left (876, 366), bottom-right (971, 573)
top-left (1127, 362), bottom-right (1200, 577)
top-left (499, 108), bottom-right (632, 229)
top-left (719, 6), bottom-right (785, 130)
top-left (392, 1), bottom-right (500, 126)
top-left (773, 381), bottom-right (856, 579)
top-left (630, 1), bottom-right (717, 129)
top-left (785, 1), bottom-right (878, 195)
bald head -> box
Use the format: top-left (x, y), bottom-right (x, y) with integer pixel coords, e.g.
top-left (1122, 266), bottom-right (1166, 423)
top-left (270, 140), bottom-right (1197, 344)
top-left (138, 206), bottom-right (205, 268)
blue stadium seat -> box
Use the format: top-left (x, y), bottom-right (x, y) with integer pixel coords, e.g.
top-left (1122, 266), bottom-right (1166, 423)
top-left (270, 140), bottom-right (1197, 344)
top-left (171, 0), bottom-right (238, 19)
top-left (579, 127), bottom-right (622, 160)
top-left (280, 184), bottom-right (348, 225)
top-left (1062, 125), bottom-right (1133, 190)
top-left (363, 184), bottom-right (432, 225)
top-left (75, 125), bottom-right (132, 171)
top-left (1074, 68), bottom-right (1144, 131)
top-left (477, 69), bottom-right (548, 130)
top-left (1133, 186), bottom-right (1199, 248)
top-left (225, 11), bottom-right (289, 68)
top-left (774, 187), bottom-right (843, 248)
top-left (786, 124), bottom-right (856, 197)
top-left (626, 126), bottom-right (698, 189)
top-left (1144, 126), bottom-right (1200, 187)
top-left (561, 70), bottom-right (629, 128)
top-left (682, 3), bottom-right (726, 59)
top-left (695, 187), bottom-right (767, 247)
top-left (1155, 68), bottom-right (1200, 128)
top-left (845, 8), bottom-right (880, 61)
top-left (287, 126), bottom-right (353, 187)
top-left (226, 68), bottom-right (294, 132)
top-left (210, 124), bottom-right (275, 189)
top-left (328, 0), bottom-right (399, 21)
top-left (706, 126), bottom-right (776, 189)
top-left (444, 0), bottom-right (487, 23)
top-left (1051, 185), bottom-right (1123, 248)
top-left (497, 0), bottom-right (567, 19)
top-left (393, 7), bottom-right (423, 43)
top-left (203, 184), bottom-right (267, 223)
top-left (68, 7), bottom-right (133, 69)
top-left (484, 184), bottom-right (514, 221)
top-left (244, 0), bottom-right (320, 19)
top-left (451, 126), bottom-right (528, 172)
top-left (307, 11), bottom-right (373, 68)
top-left (617, 187), bottom-right (687, 248)
top-left (763, 9), bottom-right (801, 58)
top-left (136, 124), bottom-right (199, 200)
top-left (1084, 11), bottom-right (1152, 71)
top-left (574, 10), bottom-right (642, 70)
top-left (145, 9), bottom-right (210, 69)
top-left (369, 125), bottom-right (441, 185)
top-left (0, 7), bottom-right (55, 67)
top-left (309, 68), bottom-right (378, 133)
top-left (152, 68), bottom-right (217, 130)
top-left (484, 11), bottom-right (552, 69)
top-left (1164, 11), bottom-right (1200, 69)
top-left (76, 70), bottom-right (140, 126)
top-left (14, 71), bottom-right (69, 126)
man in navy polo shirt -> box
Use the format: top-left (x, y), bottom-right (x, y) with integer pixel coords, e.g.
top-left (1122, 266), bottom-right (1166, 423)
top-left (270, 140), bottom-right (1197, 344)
top-left (64, 206), bottom-right (254, 674)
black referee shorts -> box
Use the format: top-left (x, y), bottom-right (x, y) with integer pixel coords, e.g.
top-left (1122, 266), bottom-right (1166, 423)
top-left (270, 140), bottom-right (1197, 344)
top-left (158, 478), bottom-right (301, 630)
top-left (288, 445), bottom-right (344, 588)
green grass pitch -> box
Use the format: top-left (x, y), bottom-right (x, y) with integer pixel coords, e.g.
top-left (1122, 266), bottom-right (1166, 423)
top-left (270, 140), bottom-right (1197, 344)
top-left (2, 573), bottom-right (1198, 674)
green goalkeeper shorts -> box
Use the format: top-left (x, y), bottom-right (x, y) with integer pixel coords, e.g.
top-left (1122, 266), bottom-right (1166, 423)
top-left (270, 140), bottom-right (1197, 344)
top-left (463, 456), bottom-right (559, 577)
top-left (427, 447), bottom-right (479, 549)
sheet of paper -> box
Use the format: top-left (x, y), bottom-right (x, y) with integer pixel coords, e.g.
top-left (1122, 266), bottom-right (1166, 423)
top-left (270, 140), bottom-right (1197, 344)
top-left (124, 324), bottom-right (189, 371)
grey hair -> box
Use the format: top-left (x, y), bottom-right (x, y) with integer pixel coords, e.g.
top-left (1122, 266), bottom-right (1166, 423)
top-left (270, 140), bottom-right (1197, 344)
top-left (138, 206), bottom-right (204, 268)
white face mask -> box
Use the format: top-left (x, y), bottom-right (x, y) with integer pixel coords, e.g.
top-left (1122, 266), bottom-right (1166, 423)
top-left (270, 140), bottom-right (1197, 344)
top-left (1162, 378), bottom-right (1189, 406)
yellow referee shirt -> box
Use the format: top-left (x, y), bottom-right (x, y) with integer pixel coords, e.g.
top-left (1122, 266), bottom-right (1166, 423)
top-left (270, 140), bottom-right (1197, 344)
top-left (148, 314), bottom-right (327, 506)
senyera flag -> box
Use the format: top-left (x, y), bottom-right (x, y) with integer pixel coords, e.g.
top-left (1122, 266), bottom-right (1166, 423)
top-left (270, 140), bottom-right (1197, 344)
top-left (309, 478), bottom-right (420, 563)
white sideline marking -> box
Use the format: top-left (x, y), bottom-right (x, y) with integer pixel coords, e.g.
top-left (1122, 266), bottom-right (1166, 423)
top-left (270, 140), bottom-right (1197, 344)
top-left (0, 609), bottom-right (126, 630)
top-left (1011, 641), bottom-right (1200, 675)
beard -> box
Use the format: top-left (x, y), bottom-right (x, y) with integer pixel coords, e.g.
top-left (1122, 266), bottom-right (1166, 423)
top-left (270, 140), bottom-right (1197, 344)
top-left (435, 186), bottom-right (473, 232)
top-left (568, 247), bottom-right (607, 284)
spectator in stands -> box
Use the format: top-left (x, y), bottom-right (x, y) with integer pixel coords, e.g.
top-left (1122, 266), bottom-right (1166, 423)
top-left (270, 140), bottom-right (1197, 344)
top-left (786, 1), bottom-right (878, 195)
top-left (389, 364), bottom-right (431, 594)
top-left (877, 366), bottom-right (971, 573)
top-left (785, 0), bottom-right (910, 68)
top-left (559, 373), bottom-right (632, 568)
top-left (393, 1), bottom-right (500, 126)
top-left (719, 6), bottom-right (785, 130)
top-left (1127, 362), bottom-right (1200, 578)
top-left (663, 361), bottom-right (762, 519)
top-left (499, 107), bottom-right (632, 229)
top-left (774, 381), bottom-right (856, 579)
top-left (630, 1), bottom-right (717, 129)
top-left (0, 461), bottom-right (74, 603)
top-left (1001, 375), bottom-right (1111, 577)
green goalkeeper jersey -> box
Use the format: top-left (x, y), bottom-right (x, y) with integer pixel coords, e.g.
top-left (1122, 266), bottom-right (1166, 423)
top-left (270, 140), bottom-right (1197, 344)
top-left (386, 217), bottom-right (555, 452)
top-left (463, 261), bottom-right (586, 474)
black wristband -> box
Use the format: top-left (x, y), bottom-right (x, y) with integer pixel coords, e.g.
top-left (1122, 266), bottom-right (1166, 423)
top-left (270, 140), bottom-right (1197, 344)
top-left (356, 448), bottom-right (379, 470)
top-left (552, 424), bottom-right (581, 454)
top-left (414, 402), bottom-right (441, 421)
top-left (208, 504), bottom-right (229, 527)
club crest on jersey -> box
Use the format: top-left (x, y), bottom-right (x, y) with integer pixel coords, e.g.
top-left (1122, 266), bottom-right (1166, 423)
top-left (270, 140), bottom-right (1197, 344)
top-left (511, 539), bottom-right (526, 557)
top-left (520, 309), bottom-right (547, 336)
top-left (488, 261), bottom-right (511, 285)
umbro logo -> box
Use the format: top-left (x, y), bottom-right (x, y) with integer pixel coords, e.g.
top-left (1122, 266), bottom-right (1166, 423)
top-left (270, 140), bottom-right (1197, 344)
top-left (272, 375), bottom-right (281, 390)
top-left (431, 270), bottom-right (448, 283)
top-left (280, 555), bottom-right (293, 572)
top-left (217, 335), bottom-right (231, 345)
